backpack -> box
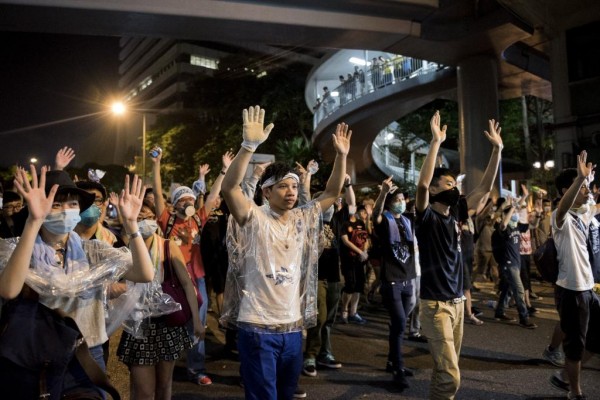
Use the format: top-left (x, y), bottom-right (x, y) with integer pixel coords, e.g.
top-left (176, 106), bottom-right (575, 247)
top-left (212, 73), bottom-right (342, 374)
top-left (165, 212), bottom-right (202, 238)
top-left (532, 237), bottom-right (559, 282)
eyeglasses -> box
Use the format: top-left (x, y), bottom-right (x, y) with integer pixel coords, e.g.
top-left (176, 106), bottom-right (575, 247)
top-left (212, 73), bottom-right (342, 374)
top-left (3, 204), bottom-right (23, 212)
top-left (93, 198), bottom-right (105, 206)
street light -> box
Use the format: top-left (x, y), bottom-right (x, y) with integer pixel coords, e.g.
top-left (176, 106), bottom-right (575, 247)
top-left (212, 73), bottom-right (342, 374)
top-left (111, 102), bottom-right (147, 182)
top-left (30, 157), bottom-right (38, 164)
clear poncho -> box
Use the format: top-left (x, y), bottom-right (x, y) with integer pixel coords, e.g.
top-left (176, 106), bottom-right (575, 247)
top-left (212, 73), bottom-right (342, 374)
top-left (220, 200), bottom-right (321, 332)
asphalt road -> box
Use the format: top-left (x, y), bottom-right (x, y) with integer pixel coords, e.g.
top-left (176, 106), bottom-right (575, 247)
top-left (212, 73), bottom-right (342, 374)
top-left (108, 280), bottom-right (600, 399)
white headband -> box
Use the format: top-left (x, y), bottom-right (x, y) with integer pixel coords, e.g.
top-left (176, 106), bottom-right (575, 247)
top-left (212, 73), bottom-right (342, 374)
top-left (261, 172), bottom-right (300, 190)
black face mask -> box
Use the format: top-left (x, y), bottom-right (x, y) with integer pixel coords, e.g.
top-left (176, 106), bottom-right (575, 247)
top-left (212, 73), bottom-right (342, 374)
top-left (430, 187), bottom-right (460, 207)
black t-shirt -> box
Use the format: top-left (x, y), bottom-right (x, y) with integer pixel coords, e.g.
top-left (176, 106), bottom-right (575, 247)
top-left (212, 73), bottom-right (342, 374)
top-left (491, 223), bottom-right (528, 267)
top-left (375, 213), bottom-right (416, 282)
top-left (341, 218), bottom-right (369, 260)
top-left (318, 209), bottom-right (345, 282)
top-left (416, 206), bottom-right (463, 301)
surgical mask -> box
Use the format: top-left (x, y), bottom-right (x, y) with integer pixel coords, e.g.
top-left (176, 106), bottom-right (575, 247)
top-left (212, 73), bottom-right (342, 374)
top-left (139, 219), bottom-right (159, 238)
top-left (322, 206), bottom-right (335, 223)
top-left (543, 206), bottom-right (551, 213)
top-left (177, 202), bottom-right (196, 217)
top-left (43, 209), bottom-right (81, 235)
top-left (572, 203), bottom-right (590, 215)
top-left (79, 205), bottom-right (101, 227)
top-left (510, 214), bottom-right (519, 223)
top-left (390, 201), bottom-right (406, 215)
top-left (430, 187), bottom-right (460, 207)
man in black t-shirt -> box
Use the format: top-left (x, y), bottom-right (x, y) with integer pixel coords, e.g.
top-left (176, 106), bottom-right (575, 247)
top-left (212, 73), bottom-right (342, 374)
top-left (415, 113), bottom-right (503, 400)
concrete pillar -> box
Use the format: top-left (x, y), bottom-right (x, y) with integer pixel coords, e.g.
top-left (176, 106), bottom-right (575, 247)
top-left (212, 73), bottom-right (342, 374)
top-left (550, 31), bottom-right (577, 170)
top-left (457, 56), bottom-right (499, 195)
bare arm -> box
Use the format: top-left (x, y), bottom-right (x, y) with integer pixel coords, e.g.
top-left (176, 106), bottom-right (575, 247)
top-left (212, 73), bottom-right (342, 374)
top-left (416, 111), bottom-right (446, 212)
top-left (465, 119), bottom-right (503, 212)
top-left (556, 150), bottom-right (592, 228)
top-left (222, 106), bottom-right (274, 225)
top-left (373, 176), bottom-right (396, 225)
top-left (295, 161), bottom-right (311, 206)
top-left (170, 241), bottom-right (204, 340)
top-left (151, 148), bottom-right (166, 218)
top-left (315, 123), bottom-right (351, 212)
top-left (0, 166), bottom-right (57, 299)
top-left (204, 151), bottom-right (234, 212)
top-left (54, 147), bottom-right (75, 171)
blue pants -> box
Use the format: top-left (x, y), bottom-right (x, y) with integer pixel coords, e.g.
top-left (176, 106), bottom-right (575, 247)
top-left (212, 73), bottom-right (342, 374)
top-left (381, 280), bottom-right (415, 371)
top-left (187, 277), bottom-right (208, 378)
top-left (238, 329), bottom-right (303, 400)
top-left (63, 344), bottom-right (106, 399)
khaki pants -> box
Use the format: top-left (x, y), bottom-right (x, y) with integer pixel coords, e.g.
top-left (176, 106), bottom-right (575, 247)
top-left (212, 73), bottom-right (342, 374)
top-left (420, 299), bottom-right (464, 400)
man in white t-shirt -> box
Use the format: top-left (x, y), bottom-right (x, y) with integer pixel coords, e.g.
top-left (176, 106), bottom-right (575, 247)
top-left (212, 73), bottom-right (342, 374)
top-left (549, 151), bottom-right (600, 400)
top-left (220, 105), bottom-right (351, 400)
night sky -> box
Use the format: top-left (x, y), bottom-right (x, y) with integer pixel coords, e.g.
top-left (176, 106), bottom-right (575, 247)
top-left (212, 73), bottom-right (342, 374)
top-left (0, 32), bottom-right (128, 169)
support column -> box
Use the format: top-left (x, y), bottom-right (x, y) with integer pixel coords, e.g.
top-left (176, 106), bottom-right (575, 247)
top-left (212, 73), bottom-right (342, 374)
top-left (457, 56), bottom-right (499, 195)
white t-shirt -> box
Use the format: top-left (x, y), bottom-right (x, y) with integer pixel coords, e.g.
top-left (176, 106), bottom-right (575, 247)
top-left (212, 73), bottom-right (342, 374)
top-left (552, 208), bottom-right (595, 291)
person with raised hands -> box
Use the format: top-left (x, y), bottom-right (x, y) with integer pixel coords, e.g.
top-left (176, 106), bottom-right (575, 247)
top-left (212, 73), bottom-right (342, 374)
top-left (0, 166), bottom-right (153, 398)
top-left (220, 105), bottom-right (350, 400)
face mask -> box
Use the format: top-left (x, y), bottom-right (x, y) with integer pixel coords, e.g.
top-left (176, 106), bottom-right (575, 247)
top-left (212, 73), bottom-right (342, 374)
top-left (510, 214), bottom-right (519, 222)
top-left (79, 205), bottom-right (101, 227)
top-left (390, 201), bottom-right (406, 215)
top-left (430, 187), bottom-right (460, 207)
top-left (322, 206), bottom-right (334, 223)
top-left (43, 209), bottom-right (81, 235)
top-left (139, 219), bottom-right (159, 238)
top-left (572, 203), bottom-right (589, 215)
top-left (177, 202), bottom-right (196, 217)
top-left (543, 206), bottom-right (551, 213)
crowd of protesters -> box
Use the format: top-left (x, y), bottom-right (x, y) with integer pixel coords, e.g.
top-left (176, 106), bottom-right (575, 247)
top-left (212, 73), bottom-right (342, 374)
top-left (0, 105), bottom-right (598, 400)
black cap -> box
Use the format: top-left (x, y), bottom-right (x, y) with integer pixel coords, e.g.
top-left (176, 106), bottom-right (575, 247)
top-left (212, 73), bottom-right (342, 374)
top-left (44, 170), bottom-right (94, 212)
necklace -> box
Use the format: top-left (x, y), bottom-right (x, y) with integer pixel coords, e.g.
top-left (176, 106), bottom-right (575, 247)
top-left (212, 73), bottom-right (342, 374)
top-left (51, 241), bottom-right (67, 267)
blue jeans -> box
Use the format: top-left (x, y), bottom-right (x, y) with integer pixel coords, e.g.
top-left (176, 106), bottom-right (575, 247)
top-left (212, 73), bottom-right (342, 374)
top-left (381, 280), bottom-right (414, 371)
top-left (187, 277), bottom-right (208, 378)
top-left (238, 329), bottom-right (303, 400)
top-left (496, 264), bottom-right (528, 321)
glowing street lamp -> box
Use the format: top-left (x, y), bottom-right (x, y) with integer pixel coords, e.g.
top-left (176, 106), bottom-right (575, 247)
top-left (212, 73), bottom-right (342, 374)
top-left (111, 102), bottom-right (147, 181)
top-left (30, 157), bottom-right (38, 164)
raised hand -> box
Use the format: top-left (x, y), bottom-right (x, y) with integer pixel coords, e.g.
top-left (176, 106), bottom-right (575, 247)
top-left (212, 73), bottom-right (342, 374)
top-left (381, 176), bottom-right (395, 194)
top-left (119, 175), bottom-right (145, 223)
top-left (577, 150), bottom-right (595, 180)
top-left (149, 146), bottom-right (162, 163)
top-left (430, 111), bottom-right (447, 143)
top-left (198, 164), bottom-right (210, 178)
top-left (332, 123), bottom-right (351, 155)
top-left (484, 119), bottom-right (503, 150)
top-left (294, 161), bottom-right (307, 182)
top-left (55, 147), bottom-right (75, 171)
top-left (222, 150), bottom-right (235, 169)
top-left (242, 105), bottom-right (274, 152)
top-left (253, 161), bottom-right (271, 179)
top-left (13, 165), bottom-right (57, 222)
top-left (307, 159), bottom-right (319, 175)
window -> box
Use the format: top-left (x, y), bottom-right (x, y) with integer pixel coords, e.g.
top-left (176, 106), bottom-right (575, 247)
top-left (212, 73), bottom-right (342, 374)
top-left (190, 55), bottom-right (219, 70)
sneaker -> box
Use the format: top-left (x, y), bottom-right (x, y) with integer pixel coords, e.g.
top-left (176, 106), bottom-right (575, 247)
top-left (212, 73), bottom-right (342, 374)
top-left (471, 306), bottom-right (484, 317)
top-left (401, 367), bottom-right (414, 377)
top-left (549, 370), bottom-right (570, 392)
top-left (302, 359), bottom-right (317, 377)
top-left (495, 314), bottom-right (517, 322)
top-left (317, 356), bottom-right (342, 369)
top-left (568, 392), bottom-right (587, 400)
top-left (527, 306), bottom-right (539, 315)
top-left (466, 314), bottom-right (484, 325)
top-left (347, 313), bottom-right (367, 324)
top-left (406, 332), bottom-right (428, 343)
top-left (530, 291), bottom-right (542, 300)
top-left (194, 375), bottom-right (212, 385)
top-left (543, 346), bottom-right (565, 367)
top-left (519, 318), bottom-right (537, 329)
top-left (385, 361), bottom-right (394, 373)
top-left (392, 369), bottom-right (410, 390)
top-left (293, 387), bottom-right (307, 398)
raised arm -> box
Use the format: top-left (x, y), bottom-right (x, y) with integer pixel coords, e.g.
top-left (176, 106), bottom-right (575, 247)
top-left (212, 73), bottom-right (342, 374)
top-left (119, 175), bottom-right (154, 282)
top-left (0, 166), bottom-right (57, 299)
top-left (373, 176), bottom-right (396, 225)
top-left (315, 123), bottom-right (351, 212)
top-left (222, 106), bottom-right (274, 225)
top-left (54, 146), bottom-right (76, 171)
top-left (204, 151), bottom-right (233, 212)
top-left (295, 161), bottom-right (311, 206)
top-left (416, 111), bottom-right (446, 212)
top-left (556, 151), bottom-right (592, 228)
top-left (241, 161), bottom-right (270, 200)
top-left (150, 147), bottom-right (166, 218)
top-left (192, 163), bottom-right (210, 198)
top-left (464, 119), bottom-right (503, 212)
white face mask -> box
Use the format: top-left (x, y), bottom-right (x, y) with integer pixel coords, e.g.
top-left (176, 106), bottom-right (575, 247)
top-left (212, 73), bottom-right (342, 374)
top-left (573, 203), bottom-right (590, 215)
top-left (139, 219), bottom-right (159, 238)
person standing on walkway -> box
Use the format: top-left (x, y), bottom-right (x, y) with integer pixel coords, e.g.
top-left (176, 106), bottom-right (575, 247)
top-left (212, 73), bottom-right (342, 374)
top-left (415, 112), bottom-right (503, 400)
top-left (220, 105), bottom-right (350, 400)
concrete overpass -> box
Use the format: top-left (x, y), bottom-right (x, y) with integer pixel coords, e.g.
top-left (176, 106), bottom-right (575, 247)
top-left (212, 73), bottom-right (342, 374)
top-left (1, 0), bottom-right (599, 190)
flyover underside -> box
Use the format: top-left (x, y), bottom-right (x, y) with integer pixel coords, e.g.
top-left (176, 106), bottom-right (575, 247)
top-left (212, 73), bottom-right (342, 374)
top-left (312, 68), bottom-right (457, 183)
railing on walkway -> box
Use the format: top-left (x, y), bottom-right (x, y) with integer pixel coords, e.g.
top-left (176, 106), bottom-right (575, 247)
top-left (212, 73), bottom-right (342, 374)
top-left (313, 57), bottom-right (446, 128)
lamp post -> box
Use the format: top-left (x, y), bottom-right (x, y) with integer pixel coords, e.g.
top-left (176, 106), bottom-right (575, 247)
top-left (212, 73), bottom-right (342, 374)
top-left (111, 102), bottom-right (148, 182)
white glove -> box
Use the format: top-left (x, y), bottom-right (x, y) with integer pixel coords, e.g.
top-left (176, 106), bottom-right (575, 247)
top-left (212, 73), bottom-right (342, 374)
top-left (360, 251), bottom-right (369, 262)
top-left (242, 106), bottom-right (274, 152)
